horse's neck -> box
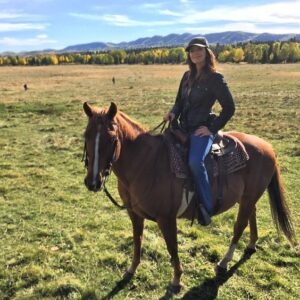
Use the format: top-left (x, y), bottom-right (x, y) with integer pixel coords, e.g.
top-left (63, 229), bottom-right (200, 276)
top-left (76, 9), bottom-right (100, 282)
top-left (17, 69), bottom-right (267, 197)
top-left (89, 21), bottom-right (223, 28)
top-left (116, 135), bottom-right (164, 187)
top-left (113, 115), bottom-right (164, 186)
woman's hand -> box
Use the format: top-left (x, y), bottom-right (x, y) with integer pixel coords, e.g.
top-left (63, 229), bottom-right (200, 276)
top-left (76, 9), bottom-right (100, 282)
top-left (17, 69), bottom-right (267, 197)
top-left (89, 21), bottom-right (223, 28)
top-left (163, 112), bottom-right (175, 122)
top-left (194, 126), bottom-right (212, 136)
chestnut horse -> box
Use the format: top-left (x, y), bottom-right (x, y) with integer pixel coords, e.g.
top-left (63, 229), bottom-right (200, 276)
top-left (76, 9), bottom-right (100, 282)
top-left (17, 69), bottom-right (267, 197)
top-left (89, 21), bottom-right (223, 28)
top-left (83, 102), bottom-right (295, 290)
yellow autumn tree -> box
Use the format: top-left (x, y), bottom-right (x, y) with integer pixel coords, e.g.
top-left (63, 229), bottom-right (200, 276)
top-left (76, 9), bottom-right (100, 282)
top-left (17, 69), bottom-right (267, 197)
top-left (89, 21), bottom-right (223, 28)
top-left (232, 48), bottom-right (245, 63)
top-left (50, 55), bottom-right (59, 65)
top-left (18, 57), bottom-right (27, 65)
top-left (218, 50), bottom-right (231, 62)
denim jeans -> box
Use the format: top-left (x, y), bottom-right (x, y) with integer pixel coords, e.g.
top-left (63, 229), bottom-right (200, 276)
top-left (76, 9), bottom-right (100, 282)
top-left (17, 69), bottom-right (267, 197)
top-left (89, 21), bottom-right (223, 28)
top-left (189, 134), bottom-right (214, 215)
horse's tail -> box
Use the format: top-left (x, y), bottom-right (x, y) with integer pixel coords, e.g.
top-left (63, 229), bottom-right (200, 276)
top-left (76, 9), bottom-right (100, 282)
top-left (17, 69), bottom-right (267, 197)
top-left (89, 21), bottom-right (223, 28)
top-left (267, 163), bottom-right (296, 246)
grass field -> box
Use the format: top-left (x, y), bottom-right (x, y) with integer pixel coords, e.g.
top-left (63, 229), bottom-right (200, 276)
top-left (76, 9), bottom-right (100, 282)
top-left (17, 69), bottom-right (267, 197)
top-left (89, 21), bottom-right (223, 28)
top-left (0, 63), bottom-right (299, 300)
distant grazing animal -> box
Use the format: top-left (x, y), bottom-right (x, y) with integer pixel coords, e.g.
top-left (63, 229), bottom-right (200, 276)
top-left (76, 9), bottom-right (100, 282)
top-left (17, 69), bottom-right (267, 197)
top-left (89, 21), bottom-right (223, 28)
top-left (82, 102), bottom-right (296, 291)
top-left (23, 84), bottom-right (28, 91)
top-left (112, 77), bottom-right (115, 84)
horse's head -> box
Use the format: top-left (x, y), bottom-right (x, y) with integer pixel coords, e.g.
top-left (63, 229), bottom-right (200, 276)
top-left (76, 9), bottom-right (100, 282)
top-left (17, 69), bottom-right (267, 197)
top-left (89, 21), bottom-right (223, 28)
top-left (83, 102), bottom-right (120, 192)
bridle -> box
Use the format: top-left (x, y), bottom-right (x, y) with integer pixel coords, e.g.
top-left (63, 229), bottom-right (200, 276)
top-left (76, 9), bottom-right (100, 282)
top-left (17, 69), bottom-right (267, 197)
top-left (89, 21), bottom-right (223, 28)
top-left (82, 124), bottom-right (118, 173)
top-left (82, 142), bottom-right (89, 169)
top-left (81, 119), bottom-right (167, 210)
top-left (82, 123), bottom-right (126, 209)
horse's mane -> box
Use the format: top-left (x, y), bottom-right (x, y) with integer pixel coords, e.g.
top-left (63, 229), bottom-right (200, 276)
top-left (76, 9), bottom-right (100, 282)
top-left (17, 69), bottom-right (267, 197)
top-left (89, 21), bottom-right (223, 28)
top-left (115, 111), bottom-right (166, 143)
top-left (94, 107), bottom-right (146, 141)
top-left (117, 111), bottom-right (146, 139)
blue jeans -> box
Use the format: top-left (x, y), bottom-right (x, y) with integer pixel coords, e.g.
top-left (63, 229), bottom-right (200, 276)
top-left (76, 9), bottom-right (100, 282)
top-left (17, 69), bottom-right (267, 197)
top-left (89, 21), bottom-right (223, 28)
top-left (189, 134), bottom-right (214, 215)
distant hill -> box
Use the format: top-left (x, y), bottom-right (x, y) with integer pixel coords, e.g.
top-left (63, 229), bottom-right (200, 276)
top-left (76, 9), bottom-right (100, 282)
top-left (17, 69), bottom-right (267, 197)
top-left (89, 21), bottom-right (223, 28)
top-left (60, 31), bottom-right (299, 52)
top-left (62, 42), bottom-right (108, 52)
top-left (2, 31), bottom-right (299, 55)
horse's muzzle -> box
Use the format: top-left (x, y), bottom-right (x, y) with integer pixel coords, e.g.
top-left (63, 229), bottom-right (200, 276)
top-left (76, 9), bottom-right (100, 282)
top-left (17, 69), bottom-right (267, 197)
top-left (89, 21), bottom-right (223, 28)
top-left (84, 177), bottom-right (102, 192)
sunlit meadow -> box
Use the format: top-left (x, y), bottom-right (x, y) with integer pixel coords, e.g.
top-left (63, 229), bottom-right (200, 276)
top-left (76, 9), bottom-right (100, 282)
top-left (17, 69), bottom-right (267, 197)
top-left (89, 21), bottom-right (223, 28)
top-left (0, 64), bottom-right (299, 299)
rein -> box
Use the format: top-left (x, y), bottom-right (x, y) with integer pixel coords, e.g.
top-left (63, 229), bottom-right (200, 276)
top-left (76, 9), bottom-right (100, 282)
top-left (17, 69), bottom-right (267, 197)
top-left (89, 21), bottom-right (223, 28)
top-left (102, 171), bottom-right (126, 210)
top-left (149, 120), bottom-right (168, 134)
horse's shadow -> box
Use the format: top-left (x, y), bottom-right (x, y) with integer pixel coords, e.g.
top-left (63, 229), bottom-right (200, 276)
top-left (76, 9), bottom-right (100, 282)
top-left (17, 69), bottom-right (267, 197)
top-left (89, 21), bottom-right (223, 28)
top-left (160, 251), bottom-right (254, 300)
top-left (179, 252), bottom-right (254, 300)
top-left (101, 252), bottom-right (254, 300)
top-left (101, 272), bottom-right (134, 300)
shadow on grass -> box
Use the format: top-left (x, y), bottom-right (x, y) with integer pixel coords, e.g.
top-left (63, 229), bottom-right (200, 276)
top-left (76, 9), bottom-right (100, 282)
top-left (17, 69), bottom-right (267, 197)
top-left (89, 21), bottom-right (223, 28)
top-left (101, 252), bottom-right (255, 300)
top-left (179, 252), bottom-right (255, 300)
top-left (158, 251), bottom-right (255, 300)
top-left (101, 272), bottom-right (134, 300)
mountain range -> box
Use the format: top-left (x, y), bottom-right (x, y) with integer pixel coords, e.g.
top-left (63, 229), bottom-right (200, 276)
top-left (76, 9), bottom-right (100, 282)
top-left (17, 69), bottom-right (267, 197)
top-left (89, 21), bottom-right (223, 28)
top-left (2, 31), bottom-right (299, 55)
top-left (61, 31), bottom-right (299, 53)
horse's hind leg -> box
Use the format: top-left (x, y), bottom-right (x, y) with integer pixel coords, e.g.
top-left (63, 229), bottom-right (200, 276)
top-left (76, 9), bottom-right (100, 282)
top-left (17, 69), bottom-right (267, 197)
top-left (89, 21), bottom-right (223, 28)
top-left (157, 217), bottom-right (183, 291)
top-left (126, 210), bottom-right (144, 276)
top-left (217, 201), bottom-right (255, 271)
top-left (245, 207), bottom-right (258, 255)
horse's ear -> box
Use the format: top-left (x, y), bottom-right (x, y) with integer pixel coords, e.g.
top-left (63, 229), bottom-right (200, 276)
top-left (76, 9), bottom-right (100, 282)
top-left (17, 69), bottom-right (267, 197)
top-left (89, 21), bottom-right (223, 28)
top-left (83, 102), bottom-right (93, 118)
top-left (107, 102), bottom-right (117, 120)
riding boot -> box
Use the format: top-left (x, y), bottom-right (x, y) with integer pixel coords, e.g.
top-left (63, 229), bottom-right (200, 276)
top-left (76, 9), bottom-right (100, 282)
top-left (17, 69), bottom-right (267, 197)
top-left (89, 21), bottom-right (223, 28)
top-left (197, 203), bottom-right (211, 226)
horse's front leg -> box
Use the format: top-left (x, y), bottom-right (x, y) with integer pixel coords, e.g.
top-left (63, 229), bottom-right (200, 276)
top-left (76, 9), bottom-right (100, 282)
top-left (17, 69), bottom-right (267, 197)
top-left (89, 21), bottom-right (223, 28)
top-left (126, 210), bottom-right (144, 276)
top-left (157, 217), bottom-right (183, 292)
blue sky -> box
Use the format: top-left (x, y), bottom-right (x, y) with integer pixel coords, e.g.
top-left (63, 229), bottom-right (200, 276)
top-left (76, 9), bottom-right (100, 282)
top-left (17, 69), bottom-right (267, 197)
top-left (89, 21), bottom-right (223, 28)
top-left (0, 0), bottom-right (300, 52)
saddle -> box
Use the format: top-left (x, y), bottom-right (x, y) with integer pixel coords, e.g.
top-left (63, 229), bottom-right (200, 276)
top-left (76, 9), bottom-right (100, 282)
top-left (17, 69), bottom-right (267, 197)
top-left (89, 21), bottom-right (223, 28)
top-left (164, 129), bottom-right (248, 179)
top-left (163, 128), bottom-right (249, 212)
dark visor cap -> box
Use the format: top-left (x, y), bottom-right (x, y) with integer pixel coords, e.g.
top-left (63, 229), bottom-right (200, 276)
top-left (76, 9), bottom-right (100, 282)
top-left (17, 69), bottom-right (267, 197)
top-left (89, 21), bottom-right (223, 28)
top-left (185, 37), bottom-right (209, 52)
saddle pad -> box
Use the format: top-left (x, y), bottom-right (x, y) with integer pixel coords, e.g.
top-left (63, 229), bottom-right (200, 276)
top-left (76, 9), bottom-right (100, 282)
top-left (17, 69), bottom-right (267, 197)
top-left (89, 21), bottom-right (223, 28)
top-left (164, 132), bottom-right (249, 179)
top-left (164, 133), bottom-right (189, 178)
top-left (220, 133), bottom-right (249, 174)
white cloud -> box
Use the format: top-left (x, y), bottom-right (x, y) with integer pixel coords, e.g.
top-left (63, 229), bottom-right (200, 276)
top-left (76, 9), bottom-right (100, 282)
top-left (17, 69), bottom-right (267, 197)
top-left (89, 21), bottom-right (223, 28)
top-left (70, 12), bottom-right (174, 27)
top-left (0, 23), bottom-right (48, 32)
top-left (102, 14), bottom-right (138, 26)
top-left (142, 3), bottom-right (165, 8)
top-left (0, 35), bottom-right (57, 46)
top-left (158, 9), bottom-right (183, 17)
top-left (0, 10), bottom-right (45, 21)
top-left (70, 1), bottom-right (300, 32)
top-left (69, 12), bottom-right (104, 21)
top-left (103, 14), bottom-right (174, 26)
top-left (0, 12), bottom-right (25, 19)
top-left (36, 34), bottom-right (48, 39)
top-left (185, 22), bottom-right (300, 34)
top-left (178, 1), bottom-right (300, 25)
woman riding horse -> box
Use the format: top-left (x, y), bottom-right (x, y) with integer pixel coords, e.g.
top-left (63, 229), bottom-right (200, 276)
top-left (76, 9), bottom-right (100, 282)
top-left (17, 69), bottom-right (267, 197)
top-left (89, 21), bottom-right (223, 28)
top-left (164, 37), bottom-right (235, 226)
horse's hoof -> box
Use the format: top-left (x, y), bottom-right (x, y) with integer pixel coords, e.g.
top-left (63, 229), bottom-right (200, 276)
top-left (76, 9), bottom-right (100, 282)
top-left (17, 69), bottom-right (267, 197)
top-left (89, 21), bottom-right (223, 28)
top-left (215, 265), bottom-right (227, 277)
top-left (168, 283), bottom-right (182, 294)
top-left (244, 247), bottom-right (256, 257)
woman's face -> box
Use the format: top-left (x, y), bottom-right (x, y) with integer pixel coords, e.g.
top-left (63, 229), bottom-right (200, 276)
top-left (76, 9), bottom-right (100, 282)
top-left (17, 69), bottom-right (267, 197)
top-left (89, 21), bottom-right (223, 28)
top-left (189, 46), bottom-right (206, 67)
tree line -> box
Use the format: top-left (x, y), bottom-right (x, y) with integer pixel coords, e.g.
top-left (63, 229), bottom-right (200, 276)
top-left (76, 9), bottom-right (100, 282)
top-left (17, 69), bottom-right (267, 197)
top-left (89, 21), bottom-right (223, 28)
top-left (1, 41), bottom-right (299, 66)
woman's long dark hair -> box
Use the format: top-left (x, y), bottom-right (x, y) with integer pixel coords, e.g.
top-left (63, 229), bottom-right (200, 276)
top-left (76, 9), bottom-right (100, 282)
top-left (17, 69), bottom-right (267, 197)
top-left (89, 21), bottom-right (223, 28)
top-left (186, 48), bottom-right (217, 86)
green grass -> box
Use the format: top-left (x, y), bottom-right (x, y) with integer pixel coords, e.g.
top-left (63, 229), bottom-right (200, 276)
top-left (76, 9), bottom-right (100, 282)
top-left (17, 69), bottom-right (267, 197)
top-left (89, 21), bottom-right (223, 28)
top-left (0, 64), bottom-right (299, 299)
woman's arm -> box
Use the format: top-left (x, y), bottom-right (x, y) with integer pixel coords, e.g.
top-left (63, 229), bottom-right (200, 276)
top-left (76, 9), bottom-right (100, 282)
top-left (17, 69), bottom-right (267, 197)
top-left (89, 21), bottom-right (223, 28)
top-left (208, 73), bottom-right (235, 134)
